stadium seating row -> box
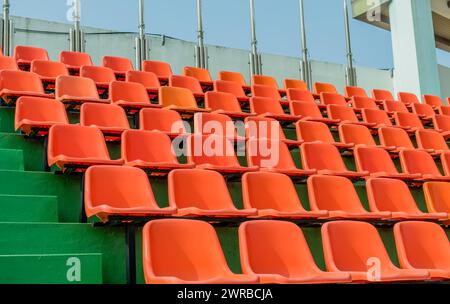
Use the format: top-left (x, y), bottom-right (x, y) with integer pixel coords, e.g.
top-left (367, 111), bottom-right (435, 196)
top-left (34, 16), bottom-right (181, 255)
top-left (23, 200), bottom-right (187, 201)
top-left (141, 219), bottom-right (450, 283)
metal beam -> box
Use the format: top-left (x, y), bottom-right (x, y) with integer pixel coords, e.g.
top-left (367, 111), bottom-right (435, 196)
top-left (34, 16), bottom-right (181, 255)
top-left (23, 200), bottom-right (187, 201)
top-left (135, 0), bottom-right (148, 69)
top-left (2, 0), bottom-right (13, 56)
top-left (195, 0), bottom-right (207, 68)
top-left (299, 0), bottom-right (312, 90)
top-left (249, 0), bottom-right (262, 75)
top-left (344, 0), bottom-right (357, 86)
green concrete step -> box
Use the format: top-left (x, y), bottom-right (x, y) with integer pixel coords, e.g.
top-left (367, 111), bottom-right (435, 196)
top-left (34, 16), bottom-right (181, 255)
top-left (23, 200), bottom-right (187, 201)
top-left (0, 149), bottom-right (24, 171)
top-left (0, 195), bottom-right (58, 222)
top-left (0, 253), bottom-right (103, 284)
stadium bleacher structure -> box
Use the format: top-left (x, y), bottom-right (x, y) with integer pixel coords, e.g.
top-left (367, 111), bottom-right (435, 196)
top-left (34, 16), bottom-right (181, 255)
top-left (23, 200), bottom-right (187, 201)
top-left (0, 44), bottom-right (448, 284)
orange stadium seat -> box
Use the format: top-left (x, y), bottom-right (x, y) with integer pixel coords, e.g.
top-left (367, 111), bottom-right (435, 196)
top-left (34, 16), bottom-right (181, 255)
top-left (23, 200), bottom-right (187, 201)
top-left (247, 138), bottom-right (316, 177)
top-left (0, 70), bottom-right (52, 104)
top-left (382, 99), bottom-right (408, 115)
top-left (314, 82), bottom-right (338, 95)
top-left (142, 219), bottom-right (258, 284)
top-left (102, 55), bottom-right (133, 79)
top-left (393, 112), bottom-right (424, 132)
top-left (415, 129), bottom-right (449, 153)
top-left (372, 89), bottom-right (394, 101)
top-left (169, 75), bottom-right (205, 100)
top-left (398, 92), bottom-right (420, 106)
top-left (193, 112), bottom-right (243, 141)
top-left (394, 221), bottom-right (450, 280)
top-left (350, 96), bottom-right (378, 111)
top-left (122, 130), bottom-right (194, 172)
top-left (158, 86), bottom-right (208, 113)
top-left (205, 91), bottom-right (253, 119)
top-left (80, 66), bottom-right (116, 92)
top-left (321, 221), bottom-right (430, 282)
top-left (14, 45), bottom-right (49, 70)
top-left (301, 142), bottom-right (368, 179)
top-left (378, 127), bottom-right (418, 152)
top-left (47, 124), bottom-right (123, 171)
top-left (424, 182), bottom-right (450, 224)
top-left (286, 88), bottom-right (316, 103)
top-left (125, 70), bottom-right (160, 98)
top-left (252, 84), bottom-right (286, 106)
top-left (218, 70), bottom-right (250, 92)
top-left (187, 134), bottom-right (257, 174)
top-left (84, 166), bottom-right (175, 222)
top-left (439, 105), bottom-right (450, 115)
top-left (238, 220), bottom-right (351, 284)
top-left (0, 56), bottom-right (18, 71)
top-left (289, 101), bottom-right (339, 125)
top-left (283, 79), bottom-right (308, 91)
top-left (411, 103), bottom-right (435, 120)
top-left (80, 103), bottom-right (130, 137)
top-left (184, 66), bottom-right (213, 89)
top-left (168, 169), bottom-right (257, 217)
top-left (441, 152), bottom-right (450, 176)
top-left (366, 178), bottom-right (447, 220)
top-left (433, 115), bottom-right (450, 138)
top-left (320, 92), bottom-right (348, 106)
top-left (345, 86), bottom-right (368, 98)
top-left (242, 172), bottom-right (327, 219)
top-left (245, 116), bottom-right (302, 147)
top-left (361, 108), bottom-right (394, 128)
top-left (214, 80), bottom-right (249, 104)
top-left (15, 96), bottom-right (68, 136)
top-left (423, 94), bottom-right (445, 108)
top-left (142, 60), bottom-right (173, 85)
top-left (354, 146), bottom-right (421, 180)
top-left (139, 108), bottom-right (187, 138)
top-left (252, 74), bottom-right (280, 89)
top-left (296, 120), bottom-right (353, 149)
top-left (338, 124), bottom-right (387, 149)
top-left (59, 51), bottom-right (93, 74)
top-left (399, 149), bottom-right (450, 181)
top-left (109, 81), bottom-right (160, 111)
top-left (250, 96), bottom-right (300, 122)
top-left (55, 75), bottom-right (108, 106)
top-left (307, 175), bottom-right (390, 219)
top-left (30, 60), bottom-right (69, 88)
top-left (327, 104), bottom-right (376, 127)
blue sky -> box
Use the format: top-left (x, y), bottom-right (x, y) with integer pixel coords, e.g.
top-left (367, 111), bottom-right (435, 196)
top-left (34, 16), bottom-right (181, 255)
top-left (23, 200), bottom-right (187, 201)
top-left (9, 0), bottom-right (450, 68)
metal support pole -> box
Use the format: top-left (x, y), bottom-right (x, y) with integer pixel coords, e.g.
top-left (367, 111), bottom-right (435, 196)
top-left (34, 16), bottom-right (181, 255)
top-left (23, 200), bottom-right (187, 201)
top-left (135, 0), bottom-right (148, 70)
top-left (249, 0), bottom-right (262, 75)
top-left (69, 0), bottom-right (84, 52)
top-left (299, 0), bottom-right (312, 90)
top-left (2, 0), bottom-right (13, 56)
top-left (125, 223), bottom-right (136, 285)
top-left (195, 0), bottom-right (207, 68)
top-left (344, 0), bottom-right (357, 86)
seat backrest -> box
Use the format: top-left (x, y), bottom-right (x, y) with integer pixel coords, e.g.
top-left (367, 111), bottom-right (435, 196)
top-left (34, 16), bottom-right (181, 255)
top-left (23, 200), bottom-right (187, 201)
top-left (109, 81), bottom-right (149, 104)
top-left (394, 112), bottom-right (424, 129)
top-left (366, 178), bottom-right (422, 213)
top-left (14, 45), bottom-right (49, 63)
top-left (85, 165), bottom-right (159, 210)
top-left (245, 116), bottom-right (286, 141)
top-left (252, 84), bottom-right (281, 100)
top-left (383, 100), bottom-right (408, 113)
top-left (399, 149), bottom-right (442, 176)
top-left (351, 96), bottom-right (377, 110)
top-left (296, 120), bottom-right (336, 143)
top-left (31, 60), bottom-right (69, 78)
top-left (345, 86), bottom-right (368, 98)
top-left (218, 71), bottom-right (248, 86)
top-left (102, 56), bottom-right (133, 73)
top-left (338, 124), bottom-right (376, 146)
top-left (283, 79), bottom-right (307, 91)
top-left (48, 124), bottom-right (111, 159)
top-left (416, 129), bottom-right (449, 151)
top-left (321, 221), bottom-right (395, 272)
top-left (80, 103), bottom-right (130, 129)
top-left (320, 92), bottom-right (347, 106)
top-left (412, 103), bottom-right (435, 117)
top-left (15, 96), bottom-right (68, 127)
top-left (307, 175), bottom-right (367, 213)
top-left (55, 75), bottom-right (99, 99)
top-left (126, 70), bottom-right (160, 89)
top-left (59, 51), bottom-right (93, 68)
top-left (169, 75), bottom-right (203, 94)
top-left (442, 152), bottom-right (450, 176)
top-left (354, 146), bottom-right (399, 174)
top-left (242, 172), bottom-right (306, 212)
top-left (327, 104), bottom-right (359, 122)
top-left (205, 91), bottom-right (243, 113)
top-left (250, 96), bottom-right (284, 115)
top-left (378, 127), bottom-right (414, 149)
top-left (372, 89), bottom-right (394, 101)
top-left (252, 75), bottom-right (279, 88)
top-left (214, 80), bottom-right (247, 98)
top-left (289, 101), bottom-right (323, 118)
top-left (361, 108), bottom-right (392, 126)
top-left (139, 108), bottom-right (186, 135)
top-left (0, 56), bottom-right (18, 71)
top-left (314, 82), bottom-right (338, 95)
top-left (239, 220), bottom-right (321, 277)
top-left (183, 66), bottom-right (212, 82)
top-left (300, 142), bottom-right (348, 171)
top-left (122, 130), bottom-right (179, 164)
top-left (142, 219), bottom-right (232, 281)
top-left (168, 169), bottom-right (237, 210)
top-left (423, 94), bottom-right (444, 108)
top-left (246, 138), bottom-right (295, 170)
top-left (158, 86), bottom-right (198, 108)
top-left (0, 70), bottom-right (45, 93)
top-left (286, 88), bottom-right (315, 103)
top-left (80, 65), bottom-right (116, 83)
top-left (142, 60), bottom-right (173, 78)
top-left (441, 104), bottom-right (450, 115)
top-left (394, 221), bottom-right (450, 270)
top-left (193, 112), bottom-right (236, 138)
top-left (186, 134), bottom-right (240, 167)
top-left (398, 92), bottom-right (419, 105)
top-left (433, 114), bottom-right (450, 132)
top-left (423, 181), bottom-right (450, 214)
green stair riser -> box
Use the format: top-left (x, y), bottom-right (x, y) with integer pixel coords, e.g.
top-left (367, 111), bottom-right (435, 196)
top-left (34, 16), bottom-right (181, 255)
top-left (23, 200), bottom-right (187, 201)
top-left (0, 149), bottom-right (24, 171)
top-left (0, 195), bottom-right (58, 222)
